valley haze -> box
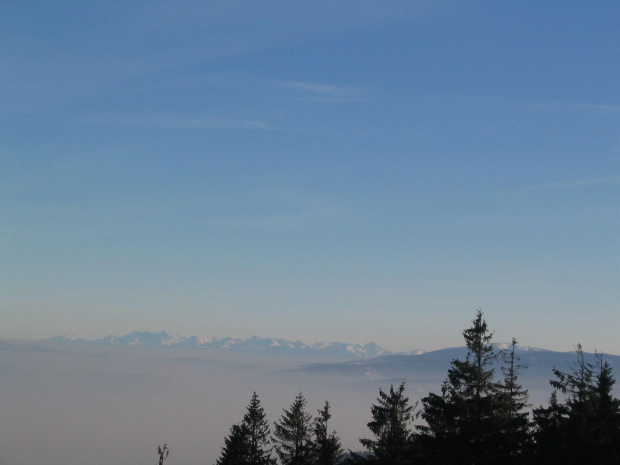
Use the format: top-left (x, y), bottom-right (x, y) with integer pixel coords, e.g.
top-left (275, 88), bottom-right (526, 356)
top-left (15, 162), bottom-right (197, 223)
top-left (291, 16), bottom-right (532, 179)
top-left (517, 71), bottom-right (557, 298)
top-left (1, 332), bottom-right (619, 465)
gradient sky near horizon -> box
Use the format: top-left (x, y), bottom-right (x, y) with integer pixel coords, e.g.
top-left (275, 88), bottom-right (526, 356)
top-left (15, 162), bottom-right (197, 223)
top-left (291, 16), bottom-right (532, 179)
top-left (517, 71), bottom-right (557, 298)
top-left (2, 1), bottom-right (618, 353)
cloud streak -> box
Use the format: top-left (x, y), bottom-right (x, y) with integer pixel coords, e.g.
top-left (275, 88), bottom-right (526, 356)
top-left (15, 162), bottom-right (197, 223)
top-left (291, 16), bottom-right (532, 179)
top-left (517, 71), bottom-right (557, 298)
top-left (532, 100), bottom-right (620, 114)
top-left (198, 190), bottom-right (347, 230)
top-left (201, 206), bottom-right (343, 230)
top-left (280, 81), bottom-right (366, 100)
top-left (523, 175), bottom-right (620, 192)
top-left (110, 113), bottom-right (277, 131)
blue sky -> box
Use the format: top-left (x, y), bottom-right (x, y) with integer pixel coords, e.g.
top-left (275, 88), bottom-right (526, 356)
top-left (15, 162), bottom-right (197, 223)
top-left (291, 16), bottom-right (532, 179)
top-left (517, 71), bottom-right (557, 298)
top-left (2, 1), bottom-right (618, 352)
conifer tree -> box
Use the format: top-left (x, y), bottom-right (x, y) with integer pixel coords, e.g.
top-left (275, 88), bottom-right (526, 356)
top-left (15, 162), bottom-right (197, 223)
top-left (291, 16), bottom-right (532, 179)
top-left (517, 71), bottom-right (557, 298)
top-left (532, 345), bottom-right (593, 464)
top-left (531, 390), bottom-right (568, 465)
top-left (215, 392), bottom-right (275, 465)
top-left (550, 343), bottom-right (594, 408)
top-left (588, 353), bottom-right (620, 462)
top-left (358, 381), bottom-right (416, 465)
top-left (314, 401), bottom-right (343, 465)
top-left (417, 310), bottom-right (507, 464)
top-left (243, 392), bottom-right (275, 465)
top-left (499, 339), bottom-right (529, 415)
top-left (532, 346), bottom-right (620, 464)
top-left (216, 424), bottom-right (251, 465)
top-left (273, 393), bottom-right (315, 465)
top-left (496, 338), bottom-right (531, 463)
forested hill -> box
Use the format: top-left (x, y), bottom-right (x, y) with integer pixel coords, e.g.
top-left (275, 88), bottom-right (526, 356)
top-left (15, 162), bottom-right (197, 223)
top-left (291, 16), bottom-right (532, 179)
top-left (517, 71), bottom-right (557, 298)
top-left (292, 345), bottom-right (620, 378)
top-left (286, 345), bottom-right (620, 403)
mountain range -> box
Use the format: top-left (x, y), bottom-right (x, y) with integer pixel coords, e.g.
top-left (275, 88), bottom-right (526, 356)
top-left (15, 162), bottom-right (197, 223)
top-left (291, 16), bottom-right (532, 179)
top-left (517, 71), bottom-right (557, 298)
top-left (43, 331), bottom-right (620, 389)
top-left (44, 331), bottom-right (396, 360)
top-left (289, 345), bottom-right (620, 387)
top-left (41, 330), bottom-right (620, 406)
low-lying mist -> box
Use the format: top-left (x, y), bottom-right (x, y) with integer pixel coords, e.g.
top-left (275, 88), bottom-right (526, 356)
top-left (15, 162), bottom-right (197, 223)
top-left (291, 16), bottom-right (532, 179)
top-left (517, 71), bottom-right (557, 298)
top-left (0, 341), bottom-right (382, 465)
top-left (1, 339), bottom-right (615, 465)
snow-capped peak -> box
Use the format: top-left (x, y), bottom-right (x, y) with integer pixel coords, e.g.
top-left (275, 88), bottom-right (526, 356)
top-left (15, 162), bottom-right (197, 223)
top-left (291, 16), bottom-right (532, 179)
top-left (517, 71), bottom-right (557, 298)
top-left (42, 331), bottom-right (393, 360)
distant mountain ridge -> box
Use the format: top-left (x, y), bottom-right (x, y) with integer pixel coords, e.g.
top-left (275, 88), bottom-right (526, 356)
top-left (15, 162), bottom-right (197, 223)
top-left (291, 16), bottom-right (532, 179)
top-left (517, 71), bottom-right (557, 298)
top-left (287, 345), bottom-right (620, 404)
top-left (37, 332), bottom-right (620, 403)
top-left (44, 331), bottom-right (397, 360)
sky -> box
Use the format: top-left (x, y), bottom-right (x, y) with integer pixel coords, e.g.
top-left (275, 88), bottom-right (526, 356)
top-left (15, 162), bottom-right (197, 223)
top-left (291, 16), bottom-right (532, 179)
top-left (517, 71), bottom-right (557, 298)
top-left (1, 1), bottom-right (619, 353)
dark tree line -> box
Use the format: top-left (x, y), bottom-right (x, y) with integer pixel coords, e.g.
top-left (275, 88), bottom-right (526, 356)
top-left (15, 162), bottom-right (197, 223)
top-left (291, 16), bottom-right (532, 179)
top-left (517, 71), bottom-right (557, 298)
top-left (531, 344), bottom-right (620, 464)
top-left (213, 311), bottom-right (620, 465)
top-left (216, 392), bottom-right (278, 465)
top-left (215, 392), bottom-right (343, 465)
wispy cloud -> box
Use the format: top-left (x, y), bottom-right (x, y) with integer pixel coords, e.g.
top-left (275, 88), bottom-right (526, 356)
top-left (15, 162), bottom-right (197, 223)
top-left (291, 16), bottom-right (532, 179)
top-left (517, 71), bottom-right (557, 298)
top-left (280, 81), bottom-right (366, 100)
top-left (523, 175), bottom-right (620, 192)
top-left (564, 102), bottom-right (620, 114)
top-left (196, 188), bottom-right (347, 230)
top-left (202, 208), bottom-right (343, 229)
top-left (422, 94), bottom-right (620, 116)
top-left (526, 99), bottom-right (620, 114)
top-left (488, 96), bottom-right (620, 115)
top-left (91, 113), bottom-right (277, 131)
top-left (200, 198), bottom-right (346, 230)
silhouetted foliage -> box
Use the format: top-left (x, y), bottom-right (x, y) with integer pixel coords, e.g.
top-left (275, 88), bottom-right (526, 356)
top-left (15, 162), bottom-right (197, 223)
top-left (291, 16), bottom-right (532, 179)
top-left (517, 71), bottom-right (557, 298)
top-left (357, 381), bottom-right (416, 465)
top-left (216, 424), bottom-right (251, 465)
top-left (243, 392), bottom-right (276, 465)
top-left (532, 346), bottom-right (620, 464)
top-left (157, 442), bottom-right (169, 465)
top-left (590, 353), bottom-right (620, 462)
top-left (273, 393), bottom-right (315, 465)
top-left (495, 338), bottom-right (531, 463)
top-left (417, 311), bottom-right (528, 464)
top-left (314, 401), bottom-right (344, 465)
top-left (215, 392), bottom-right (275, 465)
